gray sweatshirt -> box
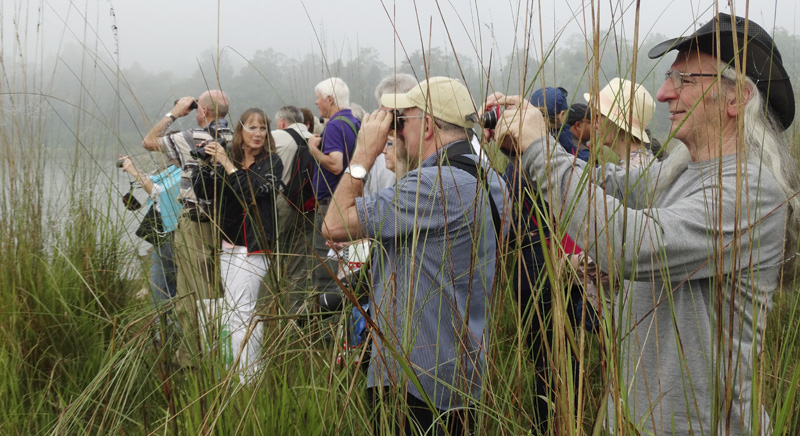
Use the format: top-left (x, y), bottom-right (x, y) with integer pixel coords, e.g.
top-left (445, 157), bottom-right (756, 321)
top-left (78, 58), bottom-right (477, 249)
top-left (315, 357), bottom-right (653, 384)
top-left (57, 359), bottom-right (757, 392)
top-left (522, 137), bottom-right (785, 435)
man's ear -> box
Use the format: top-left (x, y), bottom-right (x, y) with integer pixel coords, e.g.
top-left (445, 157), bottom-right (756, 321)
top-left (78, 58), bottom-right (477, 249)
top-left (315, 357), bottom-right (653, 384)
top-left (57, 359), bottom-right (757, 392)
top-left (727, 82), bottom-right (752, 117)
top-left (556, 110), bottom-right (567, 125)
top-left (423, 115), bottom-right (435, 140)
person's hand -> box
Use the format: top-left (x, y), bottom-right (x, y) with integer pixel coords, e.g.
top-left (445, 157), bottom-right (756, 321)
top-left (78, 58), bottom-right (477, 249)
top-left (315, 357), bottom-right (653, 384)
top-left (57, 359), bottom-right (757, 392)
top-left (203, 142), bottom-right (232, 169)
top-left (119, 156), bottom-right (140, 179)
top-left (484, 92), bottom-right (506, 109)
top-left (353, 110), bottom-right (393, 167)
top-left (481, 92), bottom-right (507, 142)
top-left (326, 240), bottom-right (348, 251)
top-left (308, 134), bottom-right (322, 150)
top-left (494, 95), bottom-right (548, 155)
top-left (171, 96), bottom-right (196, 118)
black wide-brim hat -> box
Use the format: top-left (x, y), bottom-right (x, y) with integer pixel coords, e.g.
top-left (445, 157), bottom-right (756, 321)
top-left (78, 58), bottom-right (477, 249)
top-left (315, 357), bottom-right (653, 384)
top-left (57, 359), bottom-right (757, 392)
top-left (648, 12), bottom-right (794, 130)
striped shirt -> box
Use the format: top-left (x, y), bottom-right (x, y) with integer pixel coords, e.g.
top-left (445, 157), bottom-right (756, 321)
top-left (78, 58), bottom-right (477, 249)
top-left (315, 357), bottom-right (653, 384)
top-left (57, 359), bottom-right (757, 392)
top-left (356, 140), bottom-right (508, 411)
top-left (158, 119), bottom-right (233, 211)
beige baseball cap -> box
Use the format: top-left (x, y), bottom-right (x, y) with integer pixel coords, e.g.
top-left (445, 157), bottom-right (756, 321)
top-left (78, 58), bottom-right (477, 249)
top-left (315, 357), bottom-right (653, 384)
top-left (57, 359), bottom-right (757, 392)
top-left (380, 76), bottom-right (476, 128)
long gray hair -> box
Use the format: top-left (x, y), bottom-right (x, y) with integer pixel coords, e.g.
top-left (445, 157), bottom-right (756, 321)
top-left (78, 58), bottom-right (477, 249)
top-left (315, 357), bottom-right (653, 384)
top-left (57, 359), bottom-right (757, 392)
top-left (731, 71), bottom-right (800, 273)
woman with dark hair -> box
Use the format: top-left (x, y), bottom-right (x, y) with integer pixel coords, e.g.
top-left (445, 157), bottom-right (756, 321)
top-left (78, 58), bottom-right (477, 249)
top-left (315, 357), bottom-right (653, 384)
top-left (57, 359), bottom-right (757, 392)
top-left (193, 107), bottom-right (282, 381)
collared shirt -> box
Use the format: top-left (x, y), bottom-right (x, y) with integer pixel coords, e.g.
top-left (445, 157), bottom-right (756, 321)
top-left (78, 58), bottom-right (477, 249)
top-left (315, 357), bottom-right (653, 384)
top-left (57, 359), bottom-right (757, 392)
top-left (158, 119), bottom-right (232, 209)
top-left (355, 140), bottom-right (509, 411)
top-left (312, 109), bottom-right (360, 200)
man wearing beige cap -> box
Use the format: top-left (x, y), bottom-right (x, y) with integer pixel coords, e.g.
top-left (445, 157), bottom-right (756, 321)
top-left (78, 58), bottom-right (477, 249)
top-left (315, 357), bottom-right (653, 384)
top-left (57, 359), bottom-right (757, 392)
top-left (585, 78), bottom-right (657, 167)
top-left (323, 76), bottom-right (507, 434)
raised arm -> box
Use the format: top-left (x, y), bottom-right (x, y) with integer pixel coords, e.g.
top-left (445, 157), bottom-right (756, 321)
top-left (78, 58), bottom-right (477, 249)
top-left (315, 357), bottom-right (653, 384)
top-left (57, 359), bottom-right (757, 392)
top-left (323, 110), bottom-right (392, 242)
top-left (142, 97), bottom-right (196, 151)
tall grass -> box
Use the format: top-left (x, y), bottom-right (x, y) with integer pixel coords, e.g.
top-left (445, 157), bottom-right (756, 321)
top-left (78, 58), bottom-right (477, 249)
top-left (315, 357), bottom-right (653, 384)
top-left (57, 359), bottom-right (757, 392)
top-left (1, 1), bottom-right (800, 435)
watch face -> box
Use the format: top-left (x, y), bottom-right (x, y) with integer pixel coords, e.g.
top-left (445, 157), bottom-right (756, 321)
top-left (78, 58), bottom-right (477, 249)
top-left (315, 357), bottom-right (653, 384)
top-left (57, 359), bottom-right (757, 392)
top-left (350, 165), bottom-right (367, 179)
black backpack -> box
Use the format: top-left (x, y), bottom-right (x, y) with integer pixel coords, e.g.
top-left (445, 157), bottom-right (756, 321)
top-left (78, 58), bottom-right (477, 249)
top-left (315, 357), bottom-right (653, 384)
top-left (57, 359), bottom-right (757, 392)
top-left (282, 128), bottom-right (316, 211)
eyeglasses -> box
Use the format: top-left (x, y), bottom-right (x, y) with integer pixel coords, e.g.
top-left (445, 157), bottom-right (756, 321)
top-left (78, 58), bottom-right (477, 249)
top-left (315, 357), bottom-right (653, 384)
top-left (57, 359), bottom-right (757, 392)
top-left (241, 123), bottom-right (268, 133)
top-left (665, 70), bottom-right (719, 88)
top-left (392, 110), bottom-right (424, 131)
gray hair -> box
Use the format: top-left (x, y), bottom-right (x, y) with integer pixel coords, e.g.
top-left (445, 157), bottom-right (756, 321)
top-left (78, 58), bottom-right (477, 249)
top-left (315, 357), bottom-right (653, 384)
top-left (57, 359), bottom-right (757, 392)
top-left (722, 69), bottom-right (800, 270)
top-left (350, 103), bottom-right (365, 120)
top-left (432, 116), bottom-right (476, 142)
top-left (315, 77), bottom-right (350, 109)
top-left (274, 106), bottom-right (304, 126)
top-left (374, 73), bottom-right (418, 104)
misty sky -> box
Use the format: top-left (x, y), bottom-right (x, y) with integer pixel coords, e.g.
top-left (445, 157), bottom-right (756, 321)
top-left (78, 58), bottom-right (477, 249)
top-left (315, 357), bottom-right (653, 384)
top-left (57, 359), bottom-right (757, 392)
top-left (2, 0), bottom-right (798, 75)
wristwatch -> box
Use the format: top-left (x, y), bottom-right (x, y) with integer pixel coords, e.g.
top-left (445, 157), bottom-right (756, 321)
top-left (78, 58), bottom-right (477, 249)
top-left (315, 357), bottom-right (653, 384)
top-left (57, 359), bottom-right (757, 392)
top-left (344, 164), bottom-right (368, 181)
top-left (165, 112), bottom-right (176, 122)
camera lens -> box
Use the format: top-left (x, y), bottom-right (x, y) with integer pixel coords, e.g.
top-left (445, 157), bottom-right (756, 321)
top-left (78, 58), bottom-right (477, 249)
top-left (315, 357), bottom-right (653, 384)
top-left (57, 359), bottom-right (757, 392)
top-left (482, 110), bottom-right (499, 130)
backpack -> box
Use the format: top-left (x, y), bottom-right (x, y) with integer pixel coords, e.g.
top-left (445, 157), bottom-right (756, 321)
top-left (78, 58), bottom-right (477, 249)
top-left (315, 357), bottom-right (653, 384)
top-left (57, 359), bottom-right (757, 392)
top-left (283, 116), bottom-right (359, 211)
top-left (282, 128), bottom-right (316, 212)
top-left (440, 141), bottom-right (502, 242)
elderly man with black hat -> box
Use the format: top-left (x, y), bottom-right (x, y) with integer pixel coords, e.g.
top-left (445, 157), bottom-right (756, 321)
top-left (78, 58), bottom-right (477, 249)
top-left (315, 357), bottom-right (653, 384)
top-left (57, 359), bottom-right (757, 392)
top-left (492, 13), bottom-right (799, 436)
top-left (323, 76), bottom-right (508, 434)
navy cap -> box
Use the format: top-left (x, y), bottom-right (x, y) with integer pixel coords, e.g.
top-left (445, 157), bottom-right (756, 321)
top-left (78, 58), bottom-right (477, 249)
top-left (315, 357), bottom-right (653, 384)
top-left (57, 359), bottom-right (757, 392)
top-left (530, 87), bottom-right (569, 120)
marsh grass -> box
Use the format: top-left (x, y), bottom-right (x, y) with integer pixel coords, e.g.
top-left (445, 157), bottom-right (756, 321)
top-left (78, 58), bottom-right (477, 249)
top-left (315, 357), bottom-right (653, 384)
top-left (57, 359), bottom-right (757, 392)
top-left (2, 1), bottom-right (800, 435)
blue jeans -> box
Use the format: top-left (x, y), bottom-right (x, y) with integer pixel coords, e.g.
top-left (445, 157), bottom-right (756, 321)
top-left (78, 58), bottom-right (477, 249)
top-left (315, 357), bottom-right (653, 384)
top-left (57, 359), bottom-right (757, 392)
top-left (150, 239), bottom-right (177, 310)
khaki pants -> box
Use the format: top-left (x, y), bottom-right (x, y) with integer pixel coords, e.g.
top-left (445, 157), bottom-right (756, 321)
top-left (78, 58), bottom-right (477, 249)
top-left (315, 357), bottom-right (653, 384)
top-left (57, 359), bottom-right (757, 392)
top-left (173, 213), bottom-right (219, 366)
top-left (274, 198), bottom-right (315, 313)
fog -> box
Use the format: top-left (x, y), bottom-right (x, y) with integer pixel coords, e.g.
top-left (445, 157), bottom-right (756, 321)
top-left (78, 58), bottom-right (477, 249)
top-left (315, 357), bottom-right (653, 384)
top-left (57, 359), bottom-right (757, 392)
top-left (5, 0), bottom-right (798, 73)
top-left (2, 0), bottom-right (799, 158)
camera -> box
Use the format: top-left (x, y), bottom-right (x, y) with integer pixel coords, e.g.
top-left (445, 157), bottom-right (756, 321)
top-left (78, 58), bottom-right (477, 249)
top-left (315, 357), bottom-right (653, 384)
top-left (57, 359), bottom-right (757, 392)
top-left (116, 158), bottom-right (125, 168)
top-left (482, 105), bottom-right (503, 130)
top-left (190, 135), bottom-right (228, 160)
top-left (121, 183), bottom-right (142, 211)
top-left (174, 99), bottom-right (198, 111)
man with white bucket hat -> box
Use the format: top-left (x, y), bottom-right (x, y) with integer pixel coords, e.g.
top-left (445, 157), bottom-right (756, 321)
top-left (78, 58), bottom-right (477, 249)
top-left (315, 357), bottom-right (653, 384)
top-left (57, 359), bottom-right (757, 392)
top-left (585, 78), bottom-right (657, 167)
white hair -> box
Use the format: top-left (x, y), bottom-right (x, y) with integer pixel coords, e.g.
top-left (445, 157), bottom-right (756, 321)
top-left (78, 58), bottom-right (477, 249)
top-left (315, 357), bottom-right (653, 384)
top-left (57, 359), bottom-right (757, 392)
top-left (374, 73), bottom-right (418, 104)
top-left (315, 77), bottom-right (350, 109)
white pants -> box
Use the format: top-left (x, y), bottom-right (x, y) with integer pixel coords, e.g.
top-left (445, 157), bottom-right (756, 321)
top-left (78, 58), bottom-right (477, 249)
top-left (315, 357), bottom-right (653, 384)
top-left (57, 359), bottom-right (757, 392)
top-left (220, 245), bottom-right (269, 381)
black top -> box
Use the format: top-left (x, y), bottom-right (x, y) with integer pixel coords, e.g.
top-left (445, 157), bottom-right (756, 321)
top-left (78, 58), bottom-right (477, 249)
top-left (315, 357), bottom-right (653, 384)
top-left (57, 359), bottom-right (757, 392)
top-left (192, 154), bottom-right (283, 254)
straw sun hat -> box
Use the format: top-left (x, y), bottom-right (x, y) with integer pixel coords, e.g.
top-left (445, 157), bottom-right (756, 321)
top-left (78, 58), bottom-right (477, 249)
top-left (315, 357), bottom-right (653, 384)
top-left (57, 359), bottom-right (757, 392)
top-left (584, 78), bottom-right (656, 143)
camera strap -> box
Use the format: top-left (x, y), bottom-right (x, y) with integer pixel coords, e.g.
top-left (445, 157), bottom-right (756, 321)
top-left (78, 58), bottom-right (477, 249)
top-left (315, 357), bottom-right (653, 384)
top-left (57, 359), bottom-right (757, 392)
top-left (439, 141), bottom-right (502, 242)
